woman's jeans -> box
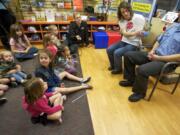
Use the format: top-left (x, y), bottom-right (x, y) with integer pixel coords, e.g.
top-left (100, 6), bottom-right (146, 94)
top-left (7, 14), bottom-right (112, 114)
top-left (106, 41), bottom-right (138, 72)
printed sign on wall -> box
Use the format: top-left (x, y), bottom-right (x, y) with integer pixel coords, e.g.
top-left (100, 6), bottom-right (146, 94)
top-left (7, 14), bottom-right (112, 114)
top-left (131, 0), bottom-right (157, 22)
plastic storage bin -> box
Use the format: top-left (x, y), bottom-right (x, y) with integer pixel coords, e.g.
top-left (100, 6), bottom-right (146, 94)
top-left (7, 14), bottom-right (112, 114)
top-left (106, 32), bottom-right (122, 47)
top-left (93, 32), bottom-right (108, 48)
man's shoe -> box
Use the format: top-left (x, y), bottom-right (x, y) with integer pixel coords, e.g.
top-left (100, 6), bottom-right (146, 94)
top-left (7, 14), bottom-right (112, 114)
top-left (0, 98), bottom-right (7, 105)
top-left (111, 70), bottom-right (121, 74)
top-left (119, 80), bottom-right (133, 87)
top-left (108, 67), bottom-right (113, 71)
top-left (128, 93), bottom-right (145, 102)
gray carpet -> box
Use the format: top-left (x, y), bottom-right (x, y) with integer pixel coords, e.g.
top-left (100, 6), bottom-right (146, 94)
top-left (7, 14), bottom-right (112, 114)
top-left (0, 55), bottom-right (94, 135)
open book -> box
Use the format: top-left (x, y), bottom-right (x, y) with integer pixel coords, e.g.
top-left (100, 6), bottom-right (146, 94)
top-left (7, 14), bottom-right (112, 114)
top-left (161, 12), bottom-right (178, 23)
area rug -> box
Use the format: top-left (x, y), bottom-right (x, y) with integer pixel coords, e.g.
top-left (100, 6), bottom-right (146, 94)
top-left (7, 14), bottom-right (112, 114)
top-left (0, 54), bottom-right (94, 135)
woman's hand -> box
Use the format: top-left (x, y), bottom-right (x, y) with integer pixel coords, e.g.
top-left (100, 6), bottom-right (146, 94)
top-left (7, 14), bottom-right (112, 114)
top-left (121, 29), bottom-right (142, 37)
top-left (136, 31), bottom-right (144, 36)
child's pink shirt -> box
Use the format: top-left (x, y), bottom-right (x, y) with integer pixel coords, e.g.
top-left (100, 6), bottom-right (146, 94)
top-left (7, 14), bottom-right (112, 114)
top-left (22, 92), bottom-right (63, 117)
top-left (46, 44), bottom-right (58, 58)
top-left (9, 35), bottom-right (29, 51)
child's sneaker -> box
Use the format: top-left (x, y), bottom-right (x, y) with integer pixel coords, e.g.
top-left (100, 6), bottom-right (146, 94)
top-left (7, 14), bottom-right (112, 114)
top-left (31, 116), bottom-right (40, 124)
top-left (10, 82), bottom-right (18, 88)
top-left (26, 74), bottom-right (32, 79)
top-left (81, 76), bottom-right (91, 83)
top-left (72, 54), bottom-right (77, 58)
top-left (21, 79), bottom-right (27, 84)
top-left (62, 95), bottom-right (67, 101)
top-left (58, 118), bottom-right (63, 124)
top-left (21, 79), bottom-right (30, 87)
top-left (33, 53), bottom-right (38, 56)
top-left (0, 97), bottom-right (7, 105)
top-left (81, 83), bottom-right (93, 90)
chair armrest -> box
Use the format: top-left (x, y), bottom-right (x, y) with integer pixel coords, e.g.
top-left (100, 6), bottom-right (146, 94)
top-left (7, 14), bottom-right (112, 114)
top-left (160, 61), bottom-right (180, 76)
top-left (175, 66), bottom-right (180, 74)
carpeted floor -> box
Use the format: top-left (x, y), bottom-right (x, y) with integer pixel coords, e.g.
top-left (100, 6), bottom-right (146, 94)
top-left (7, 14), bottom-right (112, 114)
top-left (0, 55), bottom-right (94, 135)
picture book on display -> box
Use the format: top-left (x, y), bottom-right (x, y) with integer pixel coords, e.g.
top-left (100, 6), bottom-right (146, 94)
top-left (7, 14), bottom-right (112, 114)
top-left (161, 12), bottom-right (179, 23)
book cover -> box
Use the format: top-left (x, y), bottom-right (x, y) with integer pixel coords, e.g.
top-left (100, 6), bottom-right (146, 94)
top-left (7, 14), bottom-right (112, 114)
top-left (45, 9), bottom-right (55, 22)
top-left (161, 12), bottom-right (178, 23)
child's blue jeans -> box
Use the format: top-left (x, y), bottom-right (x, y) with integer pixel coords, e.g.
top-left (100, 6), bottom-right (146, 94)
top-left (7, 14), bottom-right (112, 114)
top-left (15, 47), bottom-right (38, 60)
top-left (8, 71), bottom-right (27, 83)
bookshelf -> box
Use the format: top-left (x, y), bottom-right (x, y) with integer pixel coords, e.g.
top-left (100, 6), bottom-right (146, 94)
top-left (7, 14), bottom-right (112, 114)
top-left (20, 21), bottom-right (119, 45)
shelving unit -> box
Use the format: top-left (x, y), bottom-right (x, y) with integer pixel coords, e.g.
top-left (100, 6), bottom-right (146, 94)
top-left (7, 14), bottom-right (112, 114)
top-left (20, 21), bottom-right (119, 45)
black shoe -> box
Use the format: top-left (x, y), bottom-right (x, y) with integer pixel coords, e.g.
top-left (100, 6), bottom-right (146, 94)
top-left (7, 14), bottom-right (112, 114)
top-left (10, 82), bottom-right (18, 88)
top-left (128, 93), bottom-right (145, 102)
top-left (27, 74), bottom-right (32, 79)
top-left (31, 116), bottom-right (40, 124)
top-left (72, 54), bottom-right (77, 58)
top-left (31, 113), bottom-right (48, 126)
top-left (0, 98), bottom-right (7, 105)
top-left (21, 80), bottom-right (28, 87)
top-left (111, 70), bottom-right (121, 74)
top-left (108, 67), bottom-right (113, 71)
top-left (119, 80), bottom-right (133, 87)
top-left (17, 58), bottom-right (24, 62)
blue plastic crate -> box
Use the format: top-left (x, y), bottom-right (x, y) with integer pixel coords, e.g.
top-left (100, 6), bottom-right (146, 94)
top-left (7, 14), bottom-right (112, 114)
top-left (93, 32), bottom-right (108, 49)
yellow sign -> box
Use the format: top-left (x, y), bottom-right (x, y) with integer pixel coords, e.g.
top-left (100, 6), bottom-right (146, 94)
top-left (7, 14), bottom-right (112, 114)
top-left (132, 2), bottom-right (152, 13)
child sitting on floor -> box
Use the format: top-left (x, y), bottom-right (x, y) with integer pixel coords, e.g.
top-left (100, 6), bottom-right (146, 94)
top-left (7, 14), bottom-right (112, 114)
top-left (22, 77), bottom-right (65, 124)
top-left (57, 44), bottom-right (77, 75)
top-left (0, 51), bottom-right (18, 87)
top-left (35, 49), bottom-right (92, 94)
top-left (43, 33), bottom-right (58, 58)
top-left (1, 50), bottom-right (31, 84)
top-left (47, 25), bottom-right (61, 47)
top-left (9, 24), bottom-right (38, 61)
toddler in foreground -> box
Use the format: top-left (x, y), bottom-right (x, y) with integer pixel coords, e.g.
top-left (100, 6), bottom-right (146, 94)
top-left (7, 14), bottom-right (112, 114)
top-left (22, 78), bottom-right (65, 124)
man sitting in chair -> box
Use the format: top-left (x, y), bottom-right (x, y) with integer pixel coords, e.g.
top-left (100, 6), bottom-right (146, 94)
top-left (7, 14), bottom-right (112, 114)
top-left (119, 10), bottom-right (180, 102)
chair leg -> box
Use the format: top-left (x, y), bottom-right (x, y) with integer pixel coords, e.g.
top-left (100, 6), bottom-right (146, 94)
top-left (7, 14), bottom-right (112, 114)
top-left (171, 74), bottom-right (180, 94)
top-left (147, 77), bottom-right (160, 101)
